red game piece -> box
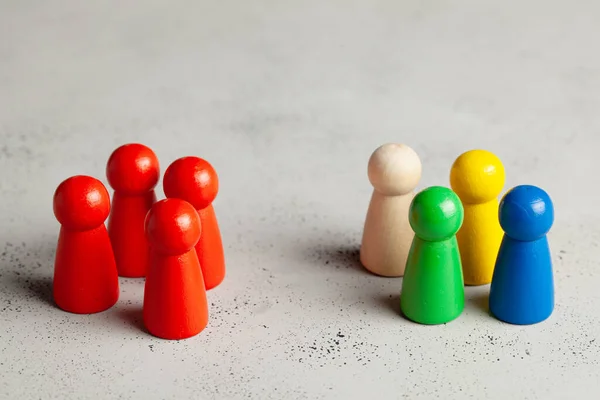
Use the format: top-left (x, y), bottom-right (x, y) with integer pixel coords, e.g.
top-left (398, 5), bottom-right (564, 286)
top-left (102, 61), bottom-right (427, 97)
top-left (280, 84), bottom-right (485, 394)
top-left (163, 156), bottom-right (225, 290)
top-left (106, 143), bottom-right (160, 277)
top-left (143, 198), bottom-right (209, 340)
top-left (52, 175), bottom-right (119, 314)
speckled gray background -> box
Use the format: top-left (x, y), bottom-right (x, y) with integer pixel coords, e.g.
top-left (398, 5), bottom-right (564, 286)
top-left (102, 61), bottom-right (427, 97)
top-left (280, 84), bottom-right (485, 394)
top-left (1, 1), bottom-right (599, 399)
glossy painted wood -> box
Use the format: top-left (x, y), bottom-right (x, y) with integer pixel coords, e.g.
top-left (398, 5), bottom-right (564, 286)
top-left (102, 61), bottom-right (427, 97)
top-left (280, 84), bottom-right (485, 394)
top-left (400, 186), bottom-right (465, 325)
top-left (450, 149), bottom-right (505, 286)
top-left (106, 143), bottom-right (160, 278)
top-left (360, 143), bottom-right (421, 277)
top-left (143, 198), bottom-right (208, 340)
top-left (490, 185), bottom-right (555, 325)
top-left (52, 175), bottom-right (119, 314)
top-left (163, 156), bottom-right (225, 290)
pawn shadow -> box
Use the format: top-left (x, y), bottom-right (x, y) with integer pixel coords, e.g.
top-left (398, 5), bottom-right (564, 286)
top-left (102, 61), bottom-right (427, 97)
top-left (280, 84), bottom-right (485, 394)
top-left (465, 286), bottom-right (491, 316)
top-left (1, 237), bottom-right (57, 308)
top-left (371, 292), bottom-right (403, 318)
top-left (301, 237), bottom-right (409, 279)
top-left (6, 274), bottom-right (54, 307)
top-left (300, 236), bottom-right (418, 321)
top-left (306, 242), bottom-right (368, 275)
top-left (114, 306), bottom-right (147, 333)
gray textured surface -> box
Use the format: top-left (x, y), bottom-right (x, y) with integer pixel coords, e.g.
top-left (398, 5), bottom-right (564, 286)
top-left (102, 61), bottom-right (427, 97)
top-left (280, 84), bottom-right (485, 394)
top-left (1, 1), bottom-right (599, 399)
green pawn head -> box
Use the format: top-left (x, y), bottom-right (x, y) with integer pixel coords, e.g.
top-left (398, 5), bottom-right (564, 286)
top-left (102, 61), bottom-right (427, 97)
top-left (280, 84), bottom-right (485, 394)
top-left (409, 186), bottom-right (464, 241)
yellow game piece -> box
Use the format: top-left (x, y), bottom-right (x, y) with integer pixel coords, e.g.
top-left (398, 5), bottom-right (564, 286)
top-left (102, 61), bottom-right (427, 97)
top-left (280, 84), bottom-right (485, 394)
top-left (450, 149), bottom-right (505, 286)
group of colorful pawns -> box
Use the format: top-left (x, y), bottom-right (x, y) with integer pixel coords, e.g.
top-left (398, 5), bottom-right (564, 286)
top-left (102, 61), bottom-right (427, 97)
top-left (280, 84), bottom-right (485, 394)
top-left (360, 144), bottom-right (554, 326)
top-left (51, 143), bottom-right (554, 341)
top-left (52, 144), bottom-right (224, 340)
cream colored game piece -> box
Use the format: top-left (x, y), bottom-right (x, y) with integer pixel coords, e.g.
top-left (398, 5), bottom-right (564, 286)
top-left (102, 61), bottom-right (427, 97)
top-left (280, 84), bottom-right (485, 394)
top-left (360, 143), bottom-right (422, 277)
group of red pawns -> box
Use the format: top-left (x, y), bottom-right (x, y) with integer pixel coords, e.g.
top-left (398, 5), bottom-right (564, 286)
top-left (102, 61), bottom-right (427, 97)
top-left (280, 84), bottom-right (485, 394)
top-left (52, 143), bottom-right (225, 340)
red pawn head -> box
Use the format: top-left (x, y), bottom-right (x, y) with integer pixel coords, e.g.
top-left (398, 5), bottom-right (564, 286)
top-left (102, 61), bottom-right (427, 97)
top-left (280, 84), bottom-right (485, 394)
top-left (163, 157), bottom-right (218, 210)
top-left (53, 175), bottom-right (111, 231)
top-left (106, 143), bottom-right (160, 195)
top-left (145, 199), bottom-right (202, 256)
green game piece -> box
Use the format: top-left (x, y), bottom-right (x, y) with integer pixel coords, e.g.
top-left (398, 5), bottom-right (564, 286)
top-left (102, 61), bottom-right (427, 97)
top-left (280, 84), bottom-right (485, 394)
top-left (400, 186), bottom-right (465, 325)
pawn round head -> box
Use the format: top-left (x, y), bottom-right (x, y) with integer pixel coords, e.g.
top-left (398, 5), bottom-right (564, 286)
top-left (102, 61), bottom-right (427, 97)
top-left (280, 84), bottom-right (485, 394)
top-left (53, 175), bottom-right (111, 231)
top-left (409, 186), bottom-right (464, 241)
top-left (367, 143), bottom-right (421, 196)
top-left (144, 199), bottom-right (202, 256)
top-left (450, 149), bottom-right (505, 204)
top-left (106, 143), bottom-right (160, 195)
top-left (499, 185), bottom-right (553, 241)
top-left (163, 156), bottom-right (219, 210)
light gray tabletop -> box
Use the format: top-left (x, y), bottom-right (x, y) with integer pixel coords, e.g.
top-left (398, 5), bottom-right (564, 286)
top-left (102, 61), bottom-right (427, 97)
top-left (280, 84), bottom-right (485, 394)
top-left (1, 1), bottom-right (599, 399)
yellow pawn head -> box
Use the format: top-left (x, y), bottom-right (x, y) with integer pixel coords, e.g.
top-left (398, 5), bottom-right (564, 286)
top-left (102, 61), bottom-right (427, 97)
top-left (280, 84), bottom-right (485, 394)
top-left (450, 149), bottom-right (505, 204)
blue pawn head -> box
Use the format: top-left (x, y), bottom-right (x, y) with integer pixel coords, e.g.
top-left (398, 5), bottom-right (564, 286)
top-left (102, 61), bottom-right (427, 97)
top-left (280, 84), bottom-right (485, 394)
top-left (499, 185), bottom-right (554, 241)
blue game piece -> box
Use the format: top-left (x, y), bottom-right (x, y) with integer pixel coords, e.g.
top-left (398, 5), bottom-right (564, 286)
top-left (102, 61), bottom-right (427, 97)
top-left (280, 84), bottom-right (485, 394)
top-left (489, 184), bottom-right (554, 325)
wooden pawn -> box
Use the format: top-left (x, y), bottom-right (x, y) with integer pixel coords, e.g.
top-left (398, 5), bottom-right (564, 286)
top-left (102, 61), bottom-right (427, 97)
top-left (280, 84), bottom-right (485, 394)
top-left (360, 143), bottom-right (422, 277)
